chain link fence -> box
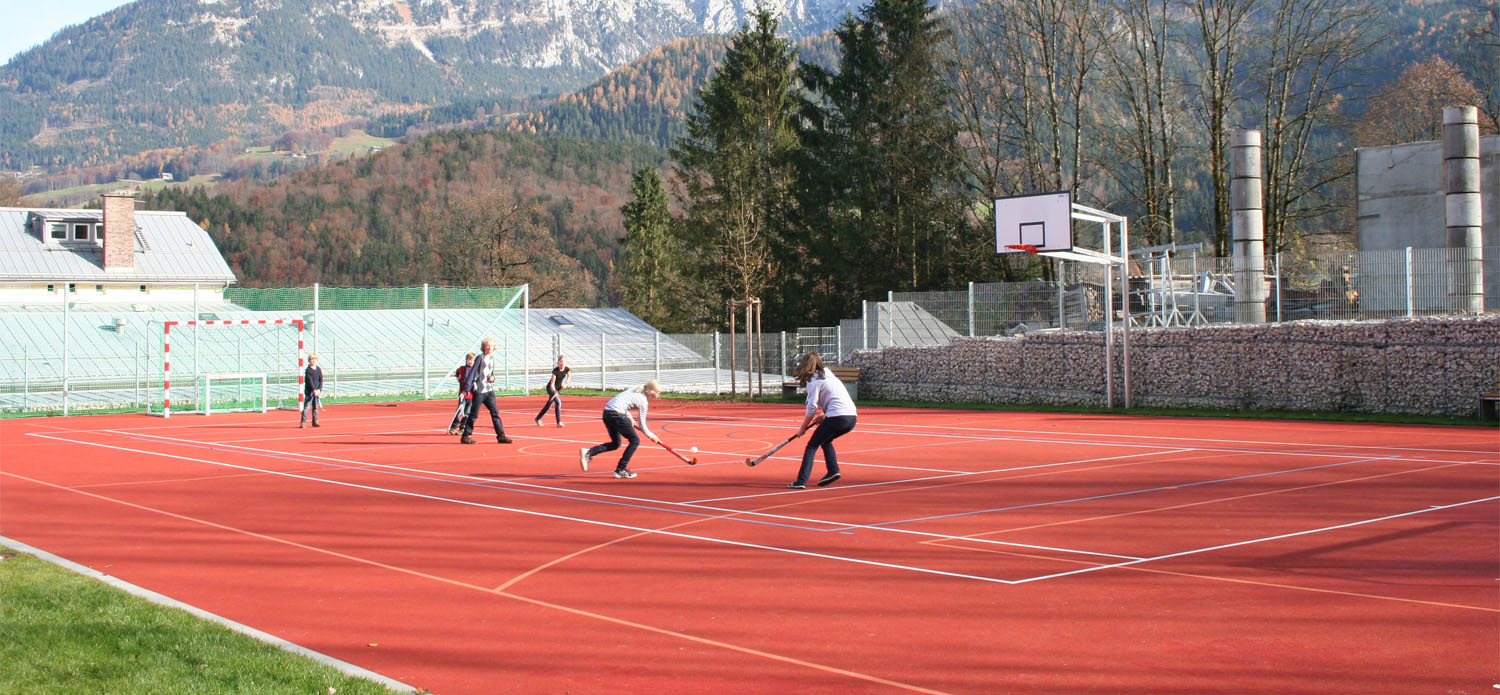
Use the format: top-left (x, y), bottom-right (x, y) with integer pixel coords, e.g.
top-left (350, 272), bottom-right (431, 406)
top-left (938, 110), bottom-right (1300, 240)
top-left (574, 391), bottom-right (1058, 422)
top-left (2, 246), bottom-right (1493, 416)
top-left (800, 246), bottom-right (1497, 362)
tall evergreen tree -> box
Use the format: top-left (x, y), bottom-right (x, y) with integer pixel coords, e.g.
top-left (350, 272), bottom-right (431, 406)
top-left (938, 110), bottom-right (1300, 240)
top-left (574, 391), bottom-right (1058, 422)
top-left (620, 166), bottom-right (695, 331)
top-left (798, 0), bottom-right (970, 320)
top-left (672, 7), bottom-right (802, 330)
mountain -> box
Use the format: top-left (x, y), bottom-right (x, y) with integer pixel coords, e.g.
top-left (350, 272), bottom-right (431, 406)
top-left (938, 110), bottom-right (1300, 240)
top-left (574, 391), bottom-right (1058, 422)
top-left (0, 0), bottom-right (866, 171)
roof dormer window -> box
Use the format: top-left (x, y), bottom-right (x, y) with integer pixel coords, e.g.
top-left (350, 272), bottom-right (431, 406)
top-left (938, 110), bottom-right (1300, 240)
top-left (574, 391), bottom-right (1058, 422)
top-left (49, 223), bottom-right (66, 240)
top-left (73, 223), bottom-right (91, 241)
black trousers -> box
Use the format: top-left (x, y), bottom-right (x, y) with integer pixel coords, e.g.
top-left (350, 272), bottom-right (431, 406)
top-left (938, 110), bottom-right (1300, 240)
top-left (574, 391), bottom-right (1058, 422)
top-left (463, 391), bottom-right (505, 438)
top-left (586, 410), bottom-right (639, 470)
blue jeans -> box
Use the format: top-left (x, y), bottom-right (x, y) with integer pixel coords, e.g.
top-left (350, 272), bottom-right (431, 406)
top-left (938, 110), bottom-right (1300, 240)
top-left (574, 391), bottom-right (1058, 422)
top-left (794, 415), bottom-right (856, 485)
top-left (586, 411), bottom-right (639, 470)
top-left (535, 386), bottom-right (562, 424)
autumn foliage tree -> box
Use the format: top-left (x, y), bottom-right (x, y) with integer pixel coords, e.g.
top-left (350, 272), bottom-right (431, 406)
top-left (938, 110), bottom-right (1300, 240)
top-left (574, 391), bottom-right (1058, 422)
top-left (1354, 56), bottom-right (1493, 148)
top-left (0, 177), bottom-right (21, 206)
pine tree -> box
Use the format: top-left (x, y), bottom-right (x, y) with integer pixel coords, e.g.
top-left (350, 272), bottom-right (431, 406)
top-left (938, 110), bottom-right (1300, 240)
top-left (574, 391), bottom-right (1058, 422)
top-left (672, 7), bottom-right (801, 330)
top-left (620, 167), bottom-right (695, 331)
top-left (797, 0), bottom-right (969, 318)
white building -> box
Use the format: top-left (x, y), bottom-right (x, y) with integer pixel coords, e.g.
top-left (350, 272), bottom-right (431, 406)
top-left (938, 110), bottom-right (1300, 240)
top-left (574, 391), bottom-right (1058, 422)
top-left (0, 193), bottom-right (237, 306)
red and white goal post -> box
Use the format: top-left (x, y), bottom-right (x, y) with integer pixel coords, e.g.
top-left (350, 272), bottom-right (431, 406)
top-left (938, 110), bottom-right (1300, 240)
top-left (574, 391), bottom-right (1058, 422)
top-left (155, 318), bottom-right (305, 418)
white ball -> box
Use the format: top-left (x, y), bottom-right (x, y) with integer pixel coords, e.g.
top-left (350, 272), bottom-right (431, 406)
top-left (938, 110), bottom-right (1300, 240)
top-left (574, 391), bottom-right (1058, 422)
top-left (689, 446), bottom-right (698, 453)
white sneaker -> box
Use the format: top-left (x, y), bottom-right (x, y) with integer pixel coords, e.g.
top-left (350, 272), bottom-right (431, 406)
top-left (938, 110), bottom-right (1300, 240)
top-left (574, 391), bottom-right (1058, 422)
top-left (613, 469), bottom-right (637, 479)
top-left (579, 448), bottom-right (590, 472)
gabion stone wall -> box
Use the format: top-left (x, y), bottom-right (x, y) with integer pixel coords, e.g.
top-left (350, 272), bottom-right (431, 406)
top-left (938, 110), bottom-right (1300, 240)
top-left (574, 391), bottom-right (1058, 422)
top-left (847, 315), bottom-right (1500, 416)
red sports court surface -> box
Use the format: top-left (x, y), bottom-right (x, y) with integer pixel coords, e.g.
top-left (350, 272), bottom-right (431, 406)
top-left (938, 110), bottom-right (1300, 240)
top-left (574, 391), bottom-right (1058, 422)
top-left (2, 398), bottom-right (1496, 694)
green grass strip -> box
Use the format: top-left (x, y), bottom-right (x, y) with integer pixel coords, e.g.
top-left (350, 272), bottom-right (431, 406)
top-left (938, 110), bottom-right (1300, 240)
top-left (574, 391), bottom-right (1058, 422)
top-left (0, 546), bottom-right (414, 695)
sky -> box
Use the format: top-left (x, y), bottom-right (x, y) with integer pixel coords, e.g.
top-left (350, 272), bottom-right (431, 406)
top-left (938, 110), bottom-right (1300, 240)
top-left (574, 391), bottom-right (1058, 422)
top-left (0, 0), bottom-right (137, 65)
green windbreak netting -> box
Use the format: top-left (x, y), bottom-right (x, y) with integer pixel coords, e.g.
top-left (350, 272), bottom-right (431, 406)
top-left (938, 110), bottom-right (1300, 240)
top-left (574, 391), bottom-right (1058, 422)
top-left (226, 286), bottom-right (525, 311)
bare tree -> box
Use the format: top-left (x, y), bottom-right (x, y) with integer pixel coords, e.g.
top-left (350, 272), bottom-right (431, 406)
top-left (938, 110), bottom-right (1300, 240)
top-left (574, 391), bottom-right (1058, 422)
top-left (1250, 0), bottom-right (1383, 255)
top-left (951, 0), bottom-right (1108, 197)
top-left (1180, 0), bottom-right (1260, 257)
top-left (417, 191), bottom-right (590, 306)
top-left (1098, 0), bottom-right (1185, 247)
top-left (1452, 0), bottom-right (1499, 132)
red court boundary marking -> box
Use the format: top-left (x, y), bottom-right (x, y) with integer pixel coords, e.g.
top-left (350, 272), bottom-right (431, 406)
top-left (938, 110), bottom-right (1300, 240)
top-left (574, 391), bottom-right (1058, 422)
top-left (5, 471), bottom-right (952, 695)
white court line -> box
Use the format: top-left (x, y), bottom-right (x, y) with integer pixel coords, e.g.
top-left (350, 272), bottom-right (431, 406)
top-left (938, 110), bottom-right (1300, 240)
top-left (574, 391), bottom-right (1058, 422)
top-left (53, 406), bottom-right (1500, 457)
top-left (1008, 495), bottom-right (1500, 584)
top-left (687, 448), bottom-right (1192, 504)
top-left (22, 431), bottom-right (1069, 583)
top-left (26, 430), bottom-right (1491, 587)
top-left (74, 422), bottom-right (1491, 563)
top-left (191, 415), bottom-right (1496, 470)
top-left (49, 428), bottom-right (1149, 562)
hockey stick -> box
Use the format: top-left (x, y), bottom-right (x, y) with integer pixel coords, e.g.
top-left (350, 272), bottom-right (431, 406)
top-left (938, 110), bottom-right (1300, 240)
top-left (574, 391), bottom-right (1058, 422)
top-left (655, 439), bottom-right (699, 466)
top-left (447, 394), bottom-right (470, 432)
top-left (745, 434), bottom-right (800, 467)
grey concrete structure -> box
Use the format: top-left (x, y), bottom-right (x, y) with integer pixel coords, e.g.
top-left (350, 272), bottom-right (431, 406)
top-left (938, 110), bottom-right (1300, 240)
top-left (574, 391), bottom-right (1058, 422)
top-left (1356, 128), bottom-right (1497, 311)
top-left (1231, 130), bottom-right (1267, 323)
top-left (1444, 106), bottom-right (1485, 312)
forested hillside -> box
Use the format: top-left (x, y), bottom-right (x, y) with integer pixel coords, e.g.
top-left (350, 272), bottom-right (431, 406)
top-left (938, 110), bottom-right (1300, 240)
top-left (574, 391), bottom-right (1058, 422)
top-left (139, 131), bottom-right (667, 307)
top-left (506, 36), bottom-right (728, 149)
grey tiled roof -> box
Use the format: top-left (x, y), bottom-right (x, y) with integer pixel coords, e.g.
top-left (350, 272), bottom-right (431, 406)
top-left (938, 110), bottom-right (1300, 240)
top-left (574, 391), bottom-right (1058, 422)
top-left (0, 207), bottom-right (236, 283)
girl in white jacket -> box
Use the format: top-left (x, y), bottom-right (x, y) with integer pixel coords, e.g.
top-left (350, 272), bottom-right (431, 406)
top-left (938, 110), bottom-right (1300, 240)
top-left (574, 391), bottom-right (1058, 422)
top-left (788, 352), bottom-right (857, 489)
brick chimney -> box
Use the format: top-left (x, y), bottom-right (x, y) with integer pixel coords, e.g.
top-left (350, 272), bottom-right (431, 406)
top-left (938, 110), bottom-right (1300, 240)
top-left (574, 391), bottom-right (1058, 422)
top-left (102, 193), bottom-right (136, 271)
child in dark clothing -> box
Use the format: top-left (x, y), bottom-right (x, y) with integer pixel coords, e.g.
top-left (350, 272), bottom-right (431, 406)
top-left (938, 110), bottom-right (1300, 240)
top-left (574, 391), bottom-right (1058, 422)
top-left (299, 353), bottom-right (323, 428)
top-left (448, 352), bottom-right (476, 435)
top-left (534, 355), bottom-right (571, 427)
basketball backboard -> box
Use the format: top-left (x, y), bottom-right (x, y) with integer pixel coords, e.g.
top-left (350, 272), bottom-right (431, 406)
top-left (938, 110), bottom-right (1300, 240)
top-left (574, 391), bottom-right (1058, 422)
top-left (995, 191), bottom-right (1072, 254)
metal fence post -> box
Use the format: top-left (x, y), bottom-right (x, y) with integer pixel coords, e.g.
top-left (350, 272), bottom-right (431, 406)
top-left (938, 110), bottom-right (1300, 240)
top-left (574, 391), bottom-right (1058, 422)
top-left (422, 283), bottom-right (429, 398)
top-left (192, 283), bottom-right (200, 403)
top-left (521, 284), bottom-right (531, 395)
top-left (1274, 252), bottom-right (1282, 323)
top-left (861, 300), bottom-right (869, 350)
top-left (779, 331), bottom-right (786, 380)
top-left (1405, 247), bottom-right (1414, 317)
top-left (967, 281), bottom-right (976, 337)
top-left (312, 282), bottom-right (320, 353)
top-left (1056, 261), bottom-right (1065, 329)
top-left (62, 285), bottom-right (69, 416)
top-left (713, 331), bottom-right (720, 395)
top-left (885, 290), bottom-right (894, 349)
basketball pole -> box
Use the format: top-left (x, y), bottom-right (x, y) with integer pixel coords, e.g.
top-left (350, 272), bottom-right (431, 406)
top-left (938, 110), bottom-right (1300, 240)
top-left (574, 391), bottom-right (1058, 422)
top-left (995, 192), bottom-right (1131, 409)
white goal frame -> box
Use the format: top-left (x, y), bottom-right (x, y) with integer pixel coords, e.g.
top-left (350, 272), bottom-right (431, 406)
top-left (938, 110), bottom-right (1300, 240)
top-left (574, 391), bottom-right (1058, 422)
top-left (160, 319), bottom-right (305, 418)
top-left (202, 373), bottom-right (269, 416)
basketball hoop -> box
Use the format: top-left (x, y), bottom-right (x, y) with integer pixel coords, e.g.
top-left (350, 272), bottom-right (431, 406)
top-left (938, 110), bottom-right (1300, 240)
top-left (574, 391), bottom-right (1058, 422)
top-left (1005, 244), bottom-right (1039, 255)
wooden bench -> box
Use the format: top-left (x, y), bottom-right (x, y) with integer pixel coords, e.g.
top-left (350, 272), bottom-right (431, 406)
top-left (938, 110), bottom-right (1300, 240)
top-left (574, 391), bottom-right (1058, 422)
top-left (782, 366), bottom-right (862, 400)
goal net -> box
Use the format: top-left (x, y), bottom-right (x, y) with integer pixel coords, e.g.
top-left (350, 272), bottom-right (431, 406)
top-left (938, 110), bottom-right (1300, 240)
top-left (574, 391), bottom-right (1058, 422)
top-left (149, 319), bottom-right (305, 417)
